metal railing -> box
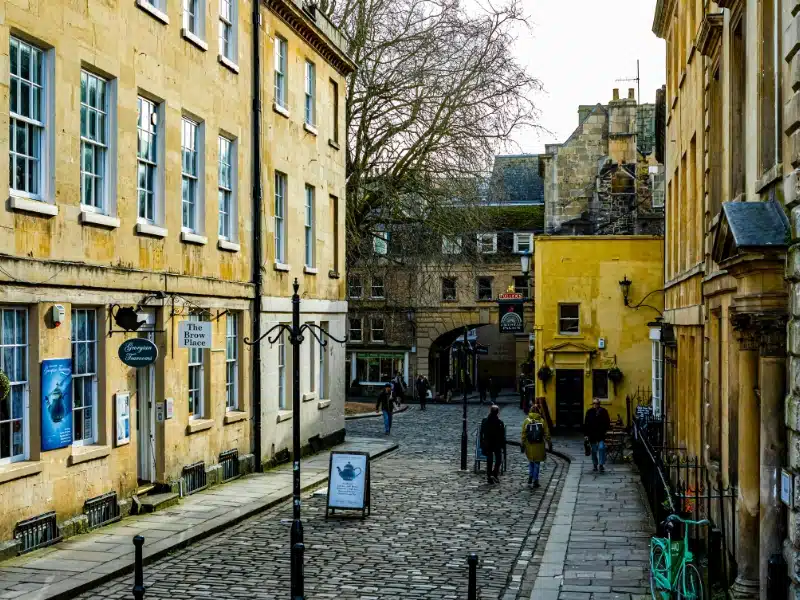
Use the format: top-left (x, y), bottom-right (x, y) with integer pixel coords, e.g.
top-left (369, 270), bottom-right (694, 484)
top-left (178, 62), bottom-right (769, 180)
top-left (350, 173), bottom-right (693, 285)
top-left (84, 491), bottom-right (121, 530)
top-left (219, 449), bottom-right (240, 482)
top-left (181, 461), bottom-right (208, 496)
top-left (13, 511), bottom-right (61, 554)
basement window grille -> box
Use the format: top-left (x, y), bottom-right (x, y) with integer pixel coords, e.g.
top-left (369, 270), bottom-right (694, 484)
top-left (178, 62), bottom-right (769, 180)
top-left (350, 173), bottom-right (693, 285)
top-left (84, 491), bottom-right (121, 530)
top-left (14, 512), bottom-right (61, 554)
top-left (219, 449), bottom-right (240, 482)
top-left (182, 461), bottom-right (208, 496)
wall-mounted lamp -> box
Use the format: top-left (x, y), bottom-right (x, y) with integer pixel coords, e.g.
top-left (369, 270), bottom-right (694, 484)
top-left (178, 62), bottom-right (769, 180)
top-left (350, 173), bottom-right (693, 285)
top-left (520, 252), bottom-right (532, 277)
top-left (618, 275), bottom-right (663, 316)
top-left (619, 275), bottom-right (632, 306)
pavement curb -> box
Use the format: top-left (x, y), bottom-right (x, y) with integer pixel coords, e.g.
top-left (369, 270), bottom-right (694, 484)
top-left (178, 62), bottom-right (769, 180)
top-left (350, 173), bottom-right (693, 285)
top-left (32, 441), bottom-right (399, 600)
top-left (345, 405), bottom-right (410, 421)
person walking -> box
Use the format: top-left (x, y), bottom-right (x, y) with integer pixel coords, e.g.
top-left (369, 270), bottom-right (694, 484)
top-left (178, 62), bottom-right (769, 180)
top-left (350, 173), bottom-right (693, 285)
top-left (415, 374), bottom-right (429, 411)
top-left (375, 382), bottom-right (394, 435)
top-left (478, 376), bottom-right (488, 405)
top-left (583, 398), bottom-right (611, 472)
top-left (521, 400), bottom-right (550, 488)
top-left (479, 405), bottom-right (506, 484)
top-left (489, 377), bottom-right (500, 404)
top-left (392, 371), bottom-right (406, 408)
top-left (444, 375), bottom-right (454, 403)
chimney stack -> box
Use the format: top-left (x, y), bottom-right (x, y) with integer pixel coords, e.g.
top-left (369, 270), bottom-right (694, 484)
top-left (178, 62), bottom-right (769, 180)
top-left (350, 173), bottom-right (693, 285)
top-left (613, 88), bottom-right (620, 101)
top-left (628, 88), bottom-right (635, 100)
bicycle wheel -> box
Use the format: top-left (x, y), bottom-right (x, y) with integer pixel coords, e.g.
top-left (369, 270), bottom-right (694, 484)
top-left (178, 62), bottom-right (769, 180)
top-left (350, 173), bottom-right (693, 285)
top-left (649, 543), bottom-right (670, 600)
top-left (677, 562), bottom-right (703, 600)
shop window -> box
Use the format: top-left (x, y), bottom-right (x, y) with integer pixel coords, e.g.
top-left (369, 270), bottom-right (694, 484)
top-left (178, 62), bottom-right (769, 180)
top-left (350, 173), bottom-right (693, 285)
top-left (71, 308), bottom-right (98, 445)
top-left (592, 369), bottom-right (608, 400)
top-left (225, 313), bottom-right (238, 411)
top-left (558, 303), bottom-right (579, 334)
top-left (0, 308), bottom-right (28, 464)
top-left (356, 354), bottom-right (403, 383)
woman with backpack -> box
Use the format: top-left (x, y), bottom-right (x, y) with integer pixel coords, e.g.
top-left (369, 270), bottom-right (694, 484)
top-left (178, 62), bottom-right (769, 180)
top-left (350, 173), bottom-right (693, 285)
top-left (521, 400), bottom-right (550, 488)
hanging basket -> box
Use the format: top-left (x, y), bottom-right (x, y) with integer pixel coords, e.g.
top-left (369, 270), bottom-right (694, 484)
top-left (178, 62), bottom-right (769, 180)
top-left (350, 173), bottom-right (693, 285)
top-left (537, 365), bottom-right (552, 392)
top-left (0, 371), bottom-right (9, 402)
top-left (607, 366), bottom-right (624, 384)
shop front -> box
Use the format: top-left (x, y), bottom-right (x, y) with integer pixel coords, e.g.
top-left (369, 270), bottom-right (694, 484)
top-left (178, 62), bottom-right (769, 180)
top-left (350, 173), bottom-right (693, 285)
top-left (347, 351), bottom-right (409, 397)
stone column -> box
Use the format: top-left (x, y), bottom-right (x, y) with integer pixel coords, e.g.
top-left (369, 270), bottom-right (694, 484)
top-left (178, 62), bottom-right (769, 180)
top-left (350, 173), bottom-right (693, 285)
top-left (758, 317), bottom-right (787, 600)
top-left (731, 313), bottom-right (761, 599)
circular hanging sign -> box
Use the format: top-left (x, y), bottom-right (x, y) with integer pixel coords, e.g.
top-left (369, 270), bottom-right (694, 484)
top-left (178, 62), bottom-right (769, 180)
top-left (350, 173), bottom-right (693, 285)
top-left (118, 338), bottom-right (158, 367)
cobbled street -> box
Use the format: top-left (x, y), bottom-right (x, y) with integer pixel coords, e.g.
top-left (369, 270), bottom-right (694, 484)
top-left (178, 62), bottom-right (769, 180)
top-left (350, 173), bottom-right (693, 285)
top-left (78, 404), bottom-right (567, 600)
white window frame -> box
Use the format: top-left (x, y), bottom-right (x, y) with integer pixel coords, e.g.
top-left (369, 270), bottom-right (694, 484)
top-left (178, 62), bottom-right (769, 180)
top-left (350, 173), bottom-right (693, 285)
top-left (477, 233), bottom-right (497, 254)
top-left (652, 339), bottom-right (663, 418)
top-left (143, 0), bottom-right (166, 8)
top-left (188, 314), bottom-right (205, 419)
top-left (218, 0), bottom-right (237, 61)
top-left (348, 276), bottom-right (362, 299)
top-left (650, 166), bottom-right (665, 209)
top-left (275, 171), bottom-right (287, 263)
top-left (442, 236), bottom-right (463, 255)
top-left (71, 308), bottom-right (98, 446)
top-left (181, 117), bottom-right (203, 233)
top-left (308, 323), bottom-right (315, 393)
top-left (319, 321), bottom-right (328, 399)
top-left (304, 184), bottom-right (315, 267)
top-left (0, 308), bottom-right (28, 465)
top-left (373, 230), bottom-right (389, 255)
top-left (182, 0), bottom-right (206, 41)
top-left (370, 317), bottom-right (385, 344)
top-left (371, 276), bottom-right (385, 299)
top-left (225, 313), bottom-right (238, 411)
top-left (349, 318), bottom-right (362, 343)
top-left (218, 136), bottom-right (236, 241)
top-left (9, 37), bottom-right (52, 203)
top-left (513, 233), bottom-right (533, 254)
top-left (80, 71), bottom-right (111, 214)
top-left (278, 333), bottom-right (287, 409)
top-left (558, 303), bottom-right (580, 335)
top-left (137, 96), bottom-right (164, 225)
top-left (274, 37), bottom-right (288, 108)
top-left (304, 60), bottom-right (316, 126)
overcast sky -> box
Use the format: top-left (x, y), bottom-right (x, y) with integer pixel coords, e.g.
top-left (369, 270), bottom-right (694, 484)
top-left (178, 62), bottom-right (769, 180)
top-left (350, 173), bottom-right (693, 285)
top-left (509, 0), bottom-right (666, 154)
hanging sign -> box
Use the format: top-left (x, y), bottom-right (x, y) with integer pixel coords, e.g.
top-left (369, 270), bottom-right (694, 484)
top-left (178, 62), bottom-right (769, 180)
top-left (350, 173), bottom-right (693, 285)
top-left (118, 338), bottom-right (158, 367)
top-left (41, 358), bottom-right (73, 452)
top-left (115, 392), bottom-right (131, 446)
top-left (178, 321), bottom-right (212, 348)
top-left (326, 451), bottom-right (371, 519)
top-left (498, 300), bottom-right (525, 334)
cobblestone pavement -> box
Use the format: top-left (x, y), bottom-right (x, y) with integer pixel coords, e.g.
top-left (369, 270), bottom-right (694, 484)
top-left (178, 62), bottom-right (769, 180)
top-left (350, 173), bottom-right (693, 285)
top-left (78, 405), bottom-right (567, 600)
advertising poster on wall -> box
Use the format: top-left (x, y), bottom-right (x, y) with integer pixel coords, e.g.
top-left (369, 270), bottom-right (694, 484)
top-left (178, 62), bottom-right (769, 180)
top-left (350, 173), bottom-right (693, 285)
top-left (41, 358), bottom-right (73, 451)
top-left (115, 392), bottom-right (130, 446)
top-left (326, 451), bottom-right (371, 518)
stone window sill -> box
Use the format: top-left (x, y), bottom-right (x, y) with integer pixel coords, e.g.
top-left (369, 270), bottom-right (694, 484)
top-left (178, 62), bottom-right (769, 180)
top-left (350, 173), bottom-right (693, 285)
top-left (181, 28), bottom-right (208, 51)
top-left (318, 399), bottom-right (331, 410)
top-left (9, 196), bottom-right (58, 217)
top-left (302, 392), bottom-right (317, 402)
top-left (273, 103), bottom-right (290, 119)
top-left (224, 411), bottom-right (248, 425)
top-left (328, 139), bottom-right (340, 150)
top-left (186, 418), bottom-right (214, 434)
top-left (136, 222), bottom-right (168, 238)
top-left (554, 334), bottom-right (585, 340)
top-left (80, 210), bottom-right (120, 229)
top-left (181, 231), bottom-right (208, 245)
top-left (755, 163), bottom-right (783, 194)
top-left (218, 239), bottom-right (240, 252)
top-left (304, 266), bottom-right (318, 275)
top-left (277, 410), bottom-right (293, 423)
top-left (135, 0), bottom-right (170, 24)
top-left (275, 262), bottom-right (291, 272)
top-left (0, 461), bottom-right (43, 485)
top-left (69, 445), bottom-right (111, 467)
top-left (303, 123), bottom-right (318, 136)
top-left (218, 54), bottom-right (240, 73)
top-left (329, 270), bottom-right (341, 279)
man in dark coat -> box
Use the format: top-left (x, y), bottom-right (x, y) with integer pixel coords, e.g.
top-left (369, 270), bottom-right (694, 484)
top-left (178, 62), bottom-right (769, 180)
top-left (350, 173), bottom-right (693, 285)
top-left (480, 405), bottom-right (506, 484)
top-left (415, 375), bottom-right (429, 411)
top-left (375, 382), bottom-right (394, 434)
top-left (583, 399), bottom-right (611, 472)
top-left (489, 377), bottom-right (500, 404)
top-left (478, 377), bottom-right (488, 405)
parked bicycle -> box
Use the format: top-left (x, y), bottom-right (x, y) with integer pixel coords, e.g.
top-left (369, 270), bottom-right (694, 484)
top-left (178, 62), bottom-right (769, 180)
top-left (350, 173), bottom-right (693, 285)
top-left (649, 513), bottom-right (709, 600)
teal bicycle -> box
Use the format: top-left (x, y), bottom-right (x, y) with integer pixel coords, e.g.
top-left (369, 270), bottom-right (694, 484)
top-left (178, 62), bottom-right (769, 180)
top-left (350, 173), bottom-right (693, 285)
top-left (649, 514), bottom-right (709, 599)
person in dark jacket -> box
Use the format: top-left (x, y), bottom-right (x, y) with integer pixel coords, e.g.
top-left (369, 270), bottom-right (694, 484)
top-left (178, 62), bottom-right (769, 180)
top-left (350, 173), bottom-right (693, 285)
top-left (444, 375), bottom-right (454, 403)
top-left (375, 383), bottom-right (394, 434)
top-left (478, 377), bottom-right (488, 405)
top-left (489, 377), bottom-right (500, 404)
top-left (415, 375), bottom-right (429, 411)
top-left (480, 405), bottom-right (506, 484)
top-left (583, 399), bottom-right (611, 472)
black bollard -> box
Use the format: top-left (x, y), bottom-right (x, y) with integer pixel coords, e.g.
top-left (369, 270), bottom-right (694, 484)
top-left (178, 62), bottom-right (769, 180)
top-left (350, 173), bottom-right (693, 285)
top-left (467, 553), bottom-right (478, 600)
top-left (291, 542), bottom-right (305, 600)
top-left (132, 535), bottom-right (145, 600)
top-left (767, 553), bottom-right (787, 600)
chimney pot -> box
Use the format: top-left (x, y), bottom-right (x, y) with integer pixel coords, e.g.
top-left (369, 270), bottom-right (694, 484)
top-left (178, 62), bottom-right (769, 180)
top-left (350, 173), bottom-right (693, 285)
top-left (628, 88), bottom-right (635, 99)
top-left (613, 88), bottom-right (620, 101)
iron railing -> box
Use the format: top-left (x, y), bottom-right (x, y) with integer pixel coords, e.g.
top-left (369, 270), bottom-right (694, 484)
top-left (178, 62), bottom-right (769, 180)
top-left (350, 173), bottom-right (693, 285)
top-left (219, 449), bottom-right (240, 482)
top-left (84, 491), bottom-right (121, 530)
top-left (181, 461), bottom-right (208, 496)
top-left (13, 511), bottom-right (61, 554)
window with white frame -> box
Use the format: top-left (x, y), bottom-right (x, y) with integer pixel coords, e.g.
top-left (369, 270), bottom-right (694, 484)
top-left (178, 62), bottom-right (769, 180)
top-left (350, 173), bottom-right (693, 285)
top-left (9, 37), bottom-right (45, 199)
top-left (181, 118), bottom-right (200, 232)
top-left (275, 172), bottom-right (287, 262)
top-left (225, 313), bottom-right (238, 411)
top-left (0, 308), bottom-right (28, 464)
top-left (370, 317), bottom-right (385, 343)
top-left (373, 230), bottom-right (389, 255)
top-left (80, 71), bottom-right (109, 212)
top-left (371, 276), bottom-right (385, 298)
top-left (183, 0), bottom-right (205, 38)
top-left (137, 96), bottom-right (159, 223)
top-left (274, 37), bottom-right (287, 108)
top-left (349, 318), bottom-right (362, 342)
top-left (71, 309), bottom-right (97, 445)
top-left (348, 275), bottom-right (362, 299)
top-left (278, 333), bottom-right (287, 409)
top-left (477, 233), bottom-right (497, 254)
top-left (652, 340), bottom-right (663, 417)
top-left (513, 233), bottom-right (533, 254)
top-left (304, 60), bottom-right (316, 126)
top-left (143, 0), bottom-right (166, 8)
top-left (304, 185), bottom-right (315, 267)
top-left (308, 324), bottom-right (315, 393)
top-left (319, 321), bottom-right (328, 398)
top-left (218, 136), bottom-right (235, 240)
top-left (218, 0), bottom-right (236, 60)
top-left (442, 236), bottom-right (463, 255)
top-left (558, 303), bottom-right (580, 334)
top-left (188, 314), bottom-right (205, 418)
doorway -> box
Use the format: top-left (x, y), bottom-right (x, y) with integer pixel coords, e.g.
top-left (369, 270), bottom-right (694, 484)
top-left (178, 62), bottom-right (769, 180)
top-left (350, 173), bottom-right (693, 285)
top-left (136, 346), bottom-right (155, 485)
top-left (555, 369), bottom-right (584, 430)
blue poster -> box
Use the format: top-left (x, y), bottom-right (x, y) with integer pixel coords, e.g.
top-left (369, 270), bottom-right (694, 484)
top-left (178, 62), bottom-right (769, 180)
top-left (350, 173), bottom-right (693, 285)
top-left (41, 358), bottom-right (73, 451)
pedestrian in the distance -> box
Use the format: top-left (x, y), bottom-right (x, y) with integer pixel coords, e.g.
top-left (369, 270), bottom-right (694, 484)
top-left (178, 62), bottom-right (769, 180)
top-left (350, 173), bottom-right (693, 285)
top-left (521, 400), bottom-right (550, 488)
top-left (478, 376), bottom-right (488, 405)
top-left (479, 405), bottom-right (506, 484)
top-left (415, 374), bottom-right (429, 411)
top-left (583, 398), bottom-right (611, 472)
top-left (489, 377), bottom-right (500, 404)
top-left (445, 375), bottom-right (454, 403)
top-left (392, 371), bottom-right (406, 408)
top-left (376, 382), bottom-right (394, 435)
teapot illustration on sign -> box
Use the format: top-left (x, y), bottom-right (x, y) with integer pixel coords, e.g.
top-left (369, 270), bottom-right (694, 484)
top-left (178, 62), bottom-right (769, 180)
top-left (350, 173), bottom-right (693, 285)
top-left (46, 378), bottom-right (68, 423)
top-left (336, 461), bottom-right (362, 481)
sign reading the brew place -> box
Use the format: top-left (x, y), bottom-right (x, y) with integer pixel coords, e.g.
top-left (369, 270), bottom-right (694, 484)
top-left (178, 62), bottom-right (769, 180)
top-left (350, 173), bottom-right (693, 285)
top-left (118, 338), bottom-right (158, 367)
top-left (178, 321), bottom-right (212, 348)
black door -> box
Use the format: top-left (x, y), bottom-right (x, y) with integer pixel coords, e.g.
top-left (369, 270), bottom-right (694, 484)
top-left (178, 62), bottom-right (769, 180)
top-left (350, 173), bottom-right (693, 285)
top-left (555, 369), bottom-right (584, 430)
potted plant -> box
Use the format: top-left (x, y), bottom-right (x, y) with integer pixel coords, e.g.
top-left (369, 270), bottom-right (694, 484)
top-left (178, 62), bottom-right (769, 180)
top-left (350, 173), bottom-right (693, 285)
top-left (537, 365), bottom-right (553, 391)
top-left (0, 370), bottom-right (9, 402)
top-left (608, 366), bottom-right (624, 384)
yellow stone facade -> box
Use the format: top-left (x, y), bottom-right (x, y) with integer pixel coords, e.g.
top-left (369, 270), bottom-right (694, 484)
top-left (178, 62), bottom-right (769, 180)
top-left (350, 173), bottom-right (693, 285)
top-left (533, 236), bottom-right (664, 429)
top-left (0, 0), bottom-right (352, 550)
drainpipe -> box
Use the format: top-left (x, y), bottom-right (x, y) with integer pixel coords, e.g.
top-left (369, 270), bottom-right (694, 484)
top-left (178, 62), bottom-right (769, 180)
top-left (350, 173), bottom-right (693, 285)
top-left (251, 0), bottom-right (264, 472)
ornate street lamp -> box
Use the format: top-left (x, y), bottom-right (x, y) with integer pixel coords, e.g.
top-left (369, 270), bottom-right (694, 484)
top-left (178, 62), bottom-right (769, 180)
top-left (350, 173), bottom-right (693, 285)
top-left (520, 252), bottom-right (532, 278)
top-left (618, 275), bottom-right (632, 306)
top-left (617, 275), bottom-right (663, 316)
top-left (460, 326), bottom-right (469, 471)
top-left (244, 279), bottom-right (347, 600)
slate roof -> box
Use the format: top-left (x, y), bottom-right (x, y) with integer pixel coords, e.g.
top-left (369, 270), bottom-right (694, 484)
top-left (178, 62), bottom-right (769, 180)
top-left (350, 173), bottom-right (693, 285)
top-left (722, 199), bottom-right (789, 249)
top-left (489, 154), bottom-right (544, 205)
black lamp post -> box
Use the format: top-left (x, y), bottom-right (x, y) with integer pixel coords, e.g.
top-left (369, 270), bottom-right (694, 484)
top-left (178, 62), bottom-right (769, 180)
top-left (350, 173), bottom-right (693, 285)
top-left (244, 279), bottom-right (347, 600)
top-left (617, 275), bottom-right (664, 316)
top-left (460, 326), bottom-right (469, 470)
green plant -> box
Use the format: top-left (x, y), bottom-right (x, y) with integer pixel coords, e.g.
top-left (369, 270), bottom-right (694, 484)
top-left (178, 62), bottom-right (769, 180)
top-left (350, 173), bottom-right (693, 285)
top-left (0, 371), bottom-right (9, 402)
top-left (608, 366), bottom-right (624, 384)
top-left (537, 365), bottom-right (552, 392)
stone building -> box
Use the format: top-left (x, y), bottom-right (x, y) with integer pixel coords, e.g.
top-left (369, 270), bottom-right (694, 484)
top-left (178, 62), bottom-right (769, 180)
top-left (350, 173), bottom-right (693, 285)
top-left (0, 0), bottom-right (352, 553)
top-left (652, 0), bottom-right (800, 596)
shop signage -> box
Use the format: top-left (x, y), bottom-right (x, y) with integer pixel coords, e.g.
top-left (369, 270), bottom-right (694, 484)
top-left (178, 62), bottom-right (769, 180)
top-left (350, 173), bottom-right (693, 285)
top-left (356, 352), bottom-right (403, 359)
top-left (118, 338), bottom-right (158, 367)
top-left (178, 321), bottom-right (212, 348)
top-left (498, 301), bottom-right (525, 334)
top-left (326, 451), bottom-right (371, 518)
top-left (781, 469), bottom-right (794, 507)
top-left (498, 292), bottom-right (523, 301)
top-left (41, 358), bottom-right (73, 452)
top-left (474, 344), bottom-right (489, 355)
top-left (115, 392), bottom-right (131, 446)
